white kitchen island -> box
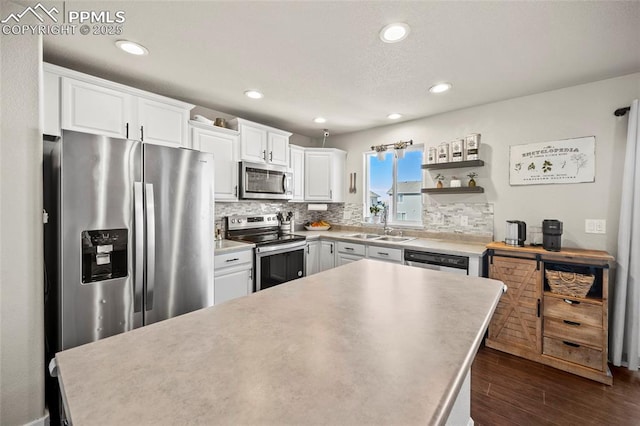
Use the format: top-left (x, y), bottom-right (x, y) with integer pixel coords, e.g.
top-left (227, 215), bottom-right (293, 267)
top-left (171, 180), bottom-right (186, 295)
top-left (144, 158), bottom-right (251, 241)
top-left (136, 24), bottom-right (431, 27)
top-left (55, 259), bottom-right (504, 425)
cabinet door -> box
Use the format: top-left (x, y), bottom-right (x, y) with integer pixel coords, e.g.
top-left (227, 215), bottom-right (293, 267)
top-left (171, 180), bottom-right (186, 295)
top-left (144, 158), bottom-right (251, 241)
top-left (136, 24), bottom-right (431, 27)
top-left (137, 97), bottom-right (190, 148)
top-left (62, 77), bottom-right (132, 138)
top-left (214, 267), bottom-right (252, 305)
top-left (239, 124), bottom-right (267, 163)
top-left (486, 256), bottom-right (542, 357)
top-left (268, 132), bottom-right (289, 166)
top-left (337, 253), bottom-right (363, 266)
top-left (306, 241), bottom-right (319, 276)
top-left (305, 151), bottom-right (332, 201)
top-left (193, 127), bottom-right (238, 201)
top-left (290, 146), bottom-right (305, 201)
top-left (319, 241), bottom-right (335, 272)
top-left (43, 71), bottom-right (61, 137)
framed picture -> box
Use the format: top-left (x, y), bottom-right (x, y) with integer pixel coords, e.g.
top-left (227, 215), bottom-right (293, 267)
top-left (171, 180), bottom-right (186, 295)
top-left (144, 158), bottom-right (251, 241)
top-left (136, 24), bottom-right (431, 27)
top-left (509, 136), bottom-right (595, 185)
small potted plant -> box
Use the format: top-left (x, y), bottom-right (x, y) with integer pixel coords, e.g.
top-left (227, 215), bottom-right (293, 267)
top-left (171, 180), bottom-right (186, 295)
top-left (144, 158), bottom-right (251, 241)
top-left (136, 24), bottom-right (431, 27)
top-left (467, 171), bottom-right (478, 187)
top-left (370, 203), bottom-right (383, 223)
top-left (434, 173), bottom-right (445, 189)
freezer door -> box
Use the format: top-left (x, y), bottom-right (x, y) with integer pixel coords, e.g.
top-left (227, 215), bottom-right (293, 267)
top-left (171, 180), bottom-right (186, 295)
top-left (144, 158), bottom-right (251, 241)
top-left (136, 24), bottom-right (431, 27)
top-left (59, 131), bottom-right (143, 350)
top-left (142, 144), bottom-right (214, 324)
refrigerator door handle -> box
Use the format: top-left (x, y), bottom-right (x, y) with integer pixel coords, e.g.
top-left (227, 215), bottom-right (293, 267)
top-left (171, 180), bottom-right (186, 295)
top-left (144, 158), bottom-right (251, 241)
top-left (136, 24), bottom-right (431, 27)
top-left (134, 182), bottom-right (144, 313)
top-left (145, 183), bottom-right (156, 311)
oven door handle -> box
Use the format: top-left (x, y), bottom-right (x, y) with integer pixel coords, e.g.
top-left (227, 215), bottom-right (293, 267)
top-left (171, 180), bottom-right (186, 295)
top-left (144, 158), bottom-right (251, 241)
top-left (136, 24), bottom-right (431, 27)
top-left (255, 241), bottom-right (307, 254)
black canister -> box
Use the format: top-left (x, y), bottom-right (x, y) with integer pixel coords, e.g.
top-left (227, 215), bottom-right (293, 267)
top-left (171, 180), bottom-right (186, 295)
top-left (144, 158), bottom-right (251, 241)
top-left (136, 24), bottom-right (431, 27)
top-left (542, 219), bottom-right (563, 251)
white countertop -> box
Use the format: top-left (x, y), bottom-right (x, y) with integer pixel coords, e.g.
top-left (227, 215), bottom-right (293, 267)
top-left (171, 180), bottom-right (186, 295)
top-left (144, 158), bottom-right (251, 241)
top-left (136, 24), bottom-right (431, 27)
top-left (56, 260), bottom-right (504, 425)
top-left (214, 238), bottom-right (254, 254)
top-left (293, 230), bottom-right (488, 257)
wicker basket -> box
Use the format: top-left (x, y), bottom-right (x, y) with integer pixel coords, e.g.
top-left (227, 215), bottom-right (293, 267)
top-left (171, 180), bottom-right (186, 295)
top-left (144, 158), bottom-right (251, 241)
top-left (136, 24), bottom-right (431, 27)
top-left (545, 270), bottom-right (595, 298)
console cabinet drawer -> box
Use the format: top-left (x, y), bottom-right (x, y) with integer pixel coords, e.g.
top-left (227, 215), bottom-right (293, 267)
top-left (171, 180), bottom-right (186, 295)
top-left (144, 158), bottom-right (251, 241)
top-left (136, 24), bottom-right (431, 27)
top-left (544, 296), bottom-right (602, 327)
top-left (215, 249), bottom-right (253, 269)
top-left (543, 337), bottom-right (603, 370)
top-left (543, 317), bottom-right (602, 348)
top-left (367, 246), bottom-right (403, 263)
top-left (336, 241), bottom-right (366, 256)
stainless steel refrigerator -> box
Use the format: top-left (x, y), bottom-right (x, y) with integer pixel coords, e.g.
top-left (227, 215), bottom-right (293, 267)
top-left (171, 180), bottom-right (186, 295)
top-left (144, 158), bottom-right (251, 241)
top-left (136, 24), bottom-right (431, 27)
top-left (44, 130), bottom-right (215, 353)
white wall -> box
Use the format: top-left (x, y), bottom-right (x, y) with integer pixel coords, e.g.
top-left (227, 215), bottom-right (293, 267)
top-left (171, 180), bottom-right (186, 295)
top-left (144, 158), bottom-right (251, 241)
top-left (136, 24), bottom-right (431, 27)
top-left (327, 73), bottom-right (640, 256)
top-left (0, 1), bottom-right (46, 423)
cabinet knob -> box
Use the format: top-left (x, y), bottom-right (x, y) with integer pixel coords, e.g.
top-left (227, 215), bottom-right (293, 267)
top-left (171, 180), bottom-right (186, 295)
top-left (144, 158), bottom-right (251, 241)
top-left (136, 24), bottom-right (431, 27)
top-left (269, 151), bottom-right (273, 162)
top-left (263, 150), bottom-right (266, 161)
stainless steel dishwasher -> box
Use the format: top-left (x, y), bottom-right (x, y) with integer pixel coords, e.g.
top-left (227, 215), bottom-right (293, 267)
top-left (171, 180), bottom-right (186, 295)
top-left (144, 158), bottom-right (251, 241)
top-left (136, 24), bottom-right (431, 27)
top-left (404, 250), bottom-right (469, 275)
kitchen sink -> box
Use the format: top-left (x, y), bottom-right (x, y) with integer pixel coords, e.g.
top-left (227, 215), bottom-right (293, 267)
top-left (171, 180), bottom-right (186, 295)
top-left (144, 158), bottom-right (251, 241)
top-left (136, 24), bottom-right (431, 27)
top-left (345, 233), bottom-right (382, 239)
top-left (375, 236), bottom-right (415, 242)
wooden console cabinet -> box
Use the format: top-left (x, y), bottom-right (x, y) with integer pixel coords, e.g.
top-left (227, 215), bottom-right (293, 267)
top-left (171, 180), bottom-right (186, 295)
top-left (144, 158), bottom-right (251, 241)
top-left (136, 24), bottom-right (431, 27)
top-left (485, 242), bottom-right (614, 385)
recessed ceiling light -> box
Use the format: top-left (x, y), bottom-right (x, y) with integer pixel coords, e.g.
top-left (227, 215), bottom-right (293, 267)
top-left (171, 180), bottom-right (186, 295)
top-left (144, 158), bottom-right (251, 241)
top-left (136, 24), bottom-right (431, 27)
top-left (387, 113), bottom-right (402, 120)
top-left (115, 40), bottom-right (148, 56)
top-left (244, 90), bottom-right (264, 99)
top-left (429, 83), bottom-right (452, 94)
top-left (379, 23), bottom-right (410, 43)
top-left (313, 117), bottom-right (327, 124)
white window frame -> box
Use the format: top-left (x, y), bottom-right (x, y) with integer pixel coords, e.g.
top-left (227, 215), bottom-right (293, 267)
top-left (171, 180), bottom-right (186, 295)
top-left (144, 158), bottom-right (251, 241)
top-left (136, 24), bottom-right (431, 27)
top-left (362, 144), bottom-right (424, 227)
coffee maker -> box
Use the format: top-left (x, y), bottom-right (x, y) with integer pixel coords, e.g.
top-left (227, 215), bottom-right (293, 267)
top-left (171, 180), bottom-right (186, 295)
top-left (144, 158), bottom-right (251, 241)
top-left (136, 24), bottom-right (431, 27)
top-left (505, 220), bottom-right (527, 247)
top-left (542, 219), bottom-right (563, 251)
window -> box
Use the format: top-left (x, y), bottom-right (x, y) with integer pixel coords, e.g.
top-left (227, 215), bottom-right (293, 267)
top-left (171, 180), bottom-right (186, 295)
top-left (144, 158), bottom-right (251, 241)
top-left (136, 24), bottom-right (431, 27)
top-left (364, 145), bottom-right (423, 225)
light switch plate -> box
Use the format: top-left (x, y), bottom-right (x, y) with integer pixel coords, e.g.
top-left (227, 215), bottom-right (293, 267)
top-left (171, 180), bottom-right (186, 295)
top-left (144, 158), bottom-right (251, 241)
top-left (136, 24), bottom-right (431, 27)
top-left (585, 219), bottom-right (606, 234)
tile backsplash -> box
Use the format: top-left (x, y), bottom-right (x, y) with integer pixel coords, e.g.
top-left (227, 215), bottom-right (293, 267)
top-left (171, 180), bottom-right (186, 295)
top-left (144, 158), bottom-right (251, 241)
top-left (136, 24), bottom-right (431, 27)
top-left (216, 200), bottom-right (493, 238)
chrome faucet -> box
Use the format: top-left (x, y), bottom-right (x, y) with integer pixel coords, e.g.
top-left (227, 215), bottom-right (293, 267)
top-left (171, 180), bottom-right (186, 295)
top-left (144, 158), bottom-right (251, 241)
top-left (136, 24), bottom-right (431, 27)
top-left (382, 204), bottom-right (393, 235)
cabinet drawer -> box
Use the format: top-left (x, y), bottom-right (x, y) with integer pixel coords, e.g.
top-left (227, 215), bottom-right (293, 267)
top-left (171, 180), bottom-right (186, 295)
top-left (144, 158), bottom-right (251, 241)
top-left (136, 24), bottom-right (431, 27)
top-left (337, 241), bottom-right (365, 256)
top-left (543, 317), bottom-right (602, 349)
top-left (367, 246), bottom-right (402, 263)
top-left (543, 337), bottom-right (603, 370)
top-left (215, 249), bottom-right (253, 269)
top-left (544, 296), bottom-right (602, 327)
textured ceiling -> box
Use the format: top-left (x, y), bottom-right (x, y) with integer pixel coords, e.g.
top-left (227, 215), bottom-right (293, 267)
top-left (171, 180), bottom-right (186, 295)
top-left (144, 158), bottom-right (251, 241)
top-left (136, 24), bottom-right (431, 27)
top-left (43, 1), bottom-right (640, 137)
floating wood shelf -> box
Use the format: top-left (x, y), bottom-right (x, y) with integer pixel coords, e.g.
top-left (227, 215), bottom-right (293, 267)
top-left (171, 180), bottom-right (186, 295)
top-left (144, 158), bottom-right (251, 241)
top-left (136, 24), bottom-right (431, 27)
top-left (422, 159), bottom-right (484, 170)
top-left (421, 186), bottom-right (484, 194)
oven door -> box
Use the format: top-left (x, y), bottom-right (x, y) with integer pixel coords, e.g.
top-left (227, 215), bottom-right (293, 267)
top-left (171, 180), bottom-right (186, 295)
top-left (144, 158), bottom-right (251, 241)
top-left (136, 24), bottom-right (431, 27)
top-left (255, 241), bottom-right (306, 291)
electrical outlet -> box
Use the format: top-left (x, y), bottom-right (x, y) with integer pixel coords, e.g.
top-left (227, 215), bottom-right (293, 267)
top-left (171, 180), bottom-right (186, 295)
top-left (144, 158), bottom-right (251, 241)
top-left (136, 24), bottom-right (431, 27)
top-left (343, 210), bottom-right (351, 220)
top-left (460, 215), bottom-right (468, 227)
top-left (595, 219), bottom-right (606, 234)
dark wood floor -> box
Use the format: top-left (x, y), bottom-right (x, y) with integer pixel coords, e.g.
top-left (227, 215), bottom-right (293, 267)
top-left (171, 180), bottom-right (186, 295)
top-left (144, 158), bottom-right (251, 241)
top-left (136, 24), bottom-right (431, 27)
top-left (471, 346), bottom-right (640, 426)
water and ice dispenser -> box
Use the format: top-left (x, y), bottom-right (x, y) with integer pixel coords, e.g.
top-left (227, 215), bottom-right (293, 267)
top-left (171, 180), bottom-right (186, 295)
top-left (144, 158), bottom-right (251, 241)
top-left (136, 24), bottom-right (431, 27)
top-left (81, 229), bottom-right (128, 283)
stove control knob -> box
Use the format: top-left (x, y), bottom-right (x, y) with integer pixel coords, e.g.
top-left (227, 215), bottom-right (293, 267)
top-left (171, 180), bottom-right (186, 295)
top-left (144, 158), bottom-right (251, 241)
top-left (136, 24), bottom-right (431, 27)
top-left (237, 219), bottom-right (243, 223)
top-left (230, 219), bottom-right (235, 223)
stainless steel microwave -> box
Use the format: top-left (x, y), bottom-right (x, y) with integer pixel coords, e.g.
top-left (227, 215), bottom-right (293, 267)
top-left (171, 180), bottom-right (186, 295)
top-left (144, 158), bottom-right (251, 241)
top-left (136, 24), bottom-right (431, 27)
top-left (239, 161), bottom-right (293, 200)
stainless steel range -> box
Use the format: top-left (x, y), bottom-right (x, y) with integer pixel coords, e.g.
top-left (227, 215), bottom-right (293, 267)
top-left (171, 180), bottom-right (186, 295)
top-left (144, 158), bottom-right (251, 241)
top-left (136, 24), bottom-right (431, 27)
top-left (225, 214), bottom-right (306, 291)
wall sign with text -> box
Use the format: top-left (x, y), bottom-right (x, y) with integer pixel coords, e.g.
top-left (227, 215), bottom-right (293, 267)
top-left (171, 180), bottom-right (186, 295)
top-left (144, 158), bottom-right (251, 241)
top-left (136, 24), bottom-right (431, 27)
top-left (509, 136), bottom-right (595, 186)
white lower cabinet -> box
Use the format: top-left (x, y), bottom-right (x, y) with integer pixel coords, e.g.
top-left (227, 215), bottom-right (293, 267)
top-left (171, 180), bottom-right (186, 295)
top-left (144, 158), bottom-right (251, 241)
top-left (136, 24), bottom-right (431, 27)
top-left (366, 245), bottom-right (403, 264)
top-left (336, 241), bottom-right (365, 266)
top-left (214, 249), bottom-right (253, 305)
top-left (191, 121), bottom-right (239, 201)
top-left (319, 241), bottom-right (335, 272)
top-left (306, 241), bottom-right (320, 276)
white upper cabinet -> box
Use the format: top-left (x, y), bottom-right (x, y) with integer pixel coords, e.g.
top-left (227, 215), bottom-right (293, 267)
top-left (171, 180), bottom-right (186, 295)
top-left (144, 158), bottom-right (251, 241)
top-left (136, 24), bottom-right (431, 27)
top-left (190, 121), bottom-right (239, 201)
top-left (230, 118), bottom-right (291, 167)
top-left (289, 145), bottom-right (305, 201)
top-left (43, 70), bottom-right (61, 137)
top-left (268, 132), bottom-right (289, 166)
top-left (304, 148), bottom-right (346, 202)
top-left (137, 97), bottom-right (190, 148)
top-left (238, 122), bottom-right (267, 163)
top-left (62, 77), bottom-right (133, 139)
top-left (50, 63), bottom-right (194, 147)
